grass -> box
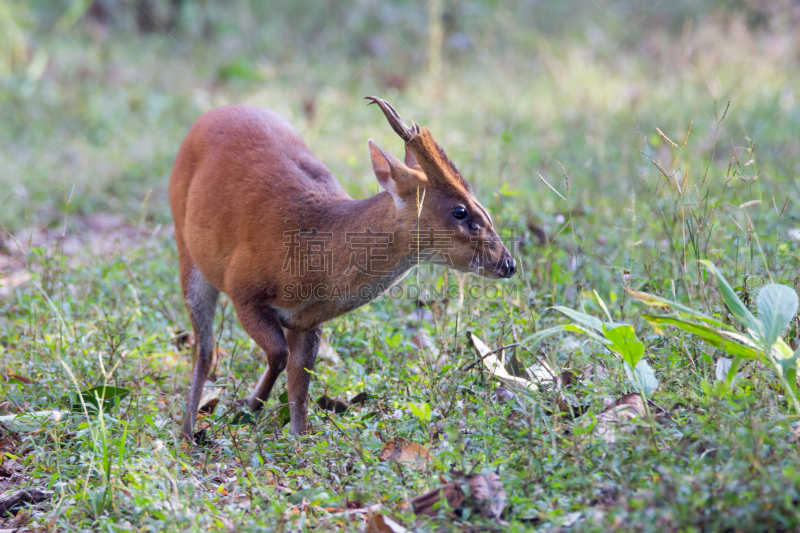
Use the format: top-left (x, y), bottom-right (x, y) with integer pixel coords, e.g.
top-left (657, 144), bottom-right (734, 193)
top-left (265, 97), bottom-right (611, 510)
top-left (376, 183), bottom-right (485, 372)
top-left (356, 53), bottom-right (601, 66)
top-left (1, 1), bottom-right (800, 531)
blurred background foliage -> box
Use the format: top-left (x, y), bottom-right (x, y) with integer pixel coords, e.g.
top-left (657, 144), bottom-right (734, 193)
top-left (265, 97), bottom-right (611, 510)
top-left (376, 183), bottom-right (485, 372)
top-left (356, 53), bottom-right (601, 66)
top-left (0, 0), bottom-right (798, 235)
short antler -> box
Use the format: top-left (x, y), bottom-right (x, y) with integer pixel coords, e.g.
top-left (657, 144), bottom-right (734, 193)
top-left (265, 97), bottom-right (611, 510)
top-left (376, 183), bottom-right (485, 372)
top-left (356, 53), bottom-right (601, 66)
top-left (365, 96), bottom-right (420, 142)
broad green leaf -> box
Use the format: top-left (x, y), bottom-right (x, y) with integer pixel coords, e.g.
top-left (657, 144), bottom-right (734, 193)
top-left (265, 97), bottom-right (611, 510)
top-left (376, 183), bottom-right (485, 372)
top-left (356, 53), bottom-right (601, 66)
top-left (778, 347), bottom-right (800, 396)
top-left (277, 391), bottom-right (291, 427)
top-left (67, 386), bottom-right (131, 414)
top-left (774, 338), bottom-right (795, 359)
top-left (778, 347), bottom-right (800, 380)
top-left (563, 324), bottom-right (613, 346)
top-left (230, 411), bottom-right (255, 425)
top-left (550, 306), bottom-right (605, 332)
top-left (603, 324), bottom-right (645, 368)
top-left (518, 325), bottom-right (574, 346)
top-left (519, 324), bottom-right (611, 348)
top-left (623, 360), bottom-right (659, 396)
top-left (757, 284), bottom-right (799, 349)
top-left (409, 402), bottom-right (431, 422)
top-left (642, 315), bottom-right (760, 360)
top-left (699, 260), bottom-right (764, 340)
top-left (625, 288), bottom-right (728, 328)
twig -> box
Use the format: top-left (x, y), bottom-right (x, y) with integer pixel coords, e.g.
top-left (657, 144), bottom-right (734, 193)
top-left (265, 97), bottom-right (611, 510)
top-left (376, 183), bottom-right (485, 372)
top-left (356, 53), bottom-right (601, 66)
top-left (460, 343), bottom-right (520, 371)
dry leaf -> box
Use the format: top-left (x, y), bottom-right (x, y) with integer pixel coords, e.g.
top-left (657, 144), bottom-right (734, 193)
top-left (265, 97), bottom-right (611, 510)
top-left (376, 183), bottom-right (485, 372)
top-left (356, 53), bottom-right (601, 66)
top-left (593, 393), bottom-right (668, 444)
top-left (554, 370), bottom-right (588, 417)
top-left (0, 488), bottom-right (52, 516)
top-left (411, 480), bottom-right (466, 516)
top-left (2, 373), bottom-right (32, 385)
top-left (173, 330), bottom-right (194, 351)
top-left (494, 386), bottom-right (516, 404)
top-left (584, 362), bottom-right (609, 381)
top-left (470, 333), bottom-right (541, 391)
top-left (366, 512), bottom-right (409, 533)
top-left (594, 394), bottom-right (646, 444)
top-left (317, 333), bottom-right (342, 366)
top-left (555, 370), bottom-right (579, 389)
top-left (468, 472), bottom-right (508, 519)
top-left (411, 332), bottom-right (441, 357)
top-left (316, 395), bottom-right (349, 414)
top-left (378, 436), bottom-right (430, 471)
top-left (527, 360), bottom-right (556, 385)
top-left (412, 472), bottom-right (507, 521)
top-left (197, 380), bottom-right (222, 415)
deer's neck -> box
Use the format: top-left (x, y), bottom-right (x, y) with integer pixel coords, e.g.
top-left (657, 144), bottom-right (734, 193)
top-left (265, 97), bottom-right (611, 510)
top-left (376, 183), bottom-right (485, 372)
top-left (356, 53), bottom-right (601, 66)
top-left (328, 191), bottom-right (416, 284)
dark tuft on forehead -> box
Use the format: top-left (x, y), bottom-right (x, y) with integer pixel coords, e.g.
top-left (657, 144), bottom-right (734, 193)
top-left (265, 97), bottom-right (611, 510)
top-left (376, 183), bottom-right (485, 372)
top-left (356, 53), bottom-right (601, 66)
top-left (435, 140), bottom-right (472, 193)
top-left (408, 127), bottom-right (472, 196)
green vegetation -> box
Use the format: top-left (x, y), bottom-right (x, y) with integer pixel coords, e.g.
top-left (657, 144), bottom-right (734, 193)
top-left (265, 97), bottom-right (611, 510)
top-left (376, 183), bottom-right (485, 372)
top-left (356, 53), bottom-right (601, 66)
top-left (1, 1), bottom-right (799, 531)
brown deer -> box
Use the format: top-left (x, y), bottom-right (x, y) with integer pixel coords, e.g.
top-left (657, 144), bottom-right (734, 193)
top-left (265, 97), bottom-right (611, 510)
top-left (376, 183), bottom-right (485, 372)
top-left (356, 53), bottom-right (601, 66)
top-left (169, 96), bottom-right (516, 441)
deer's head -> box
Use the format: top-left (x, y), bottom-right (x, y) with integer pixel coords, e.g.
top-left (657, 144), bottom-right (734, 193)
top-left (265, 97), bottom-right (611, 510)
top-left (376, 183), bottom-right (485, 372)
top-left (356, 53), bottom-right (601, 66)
top-left (366, 96), bottom-right (516, 279)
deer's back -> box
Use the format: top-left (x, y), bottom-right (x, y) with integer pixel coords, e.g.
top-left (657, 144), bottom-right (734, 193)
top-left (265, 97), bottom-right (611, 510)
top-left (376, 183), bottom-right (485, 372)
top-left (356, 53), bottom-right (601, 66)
top-left (169, 105), bottom-right (349, 294)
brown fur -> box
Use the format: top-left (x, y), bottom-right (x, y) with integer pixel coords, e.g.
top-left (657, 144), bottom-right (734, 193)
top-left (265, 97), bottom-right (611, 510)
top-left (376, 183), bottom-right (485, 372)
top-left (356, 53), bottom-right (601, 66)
top-left (407, 128), bottom-right (472, 196)
top-left (170, 101), bottom-right (514, 441)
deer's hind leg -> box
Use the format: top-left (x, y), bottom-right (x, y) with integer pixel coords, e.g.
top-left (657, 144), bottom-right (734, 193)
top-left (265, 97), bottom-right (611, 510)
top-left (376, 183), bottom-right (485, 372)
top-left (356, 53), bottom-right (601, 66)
top-left (180, 262), bottom-right (219, 441)
top-left (233, 301), bottom-right (290, 413)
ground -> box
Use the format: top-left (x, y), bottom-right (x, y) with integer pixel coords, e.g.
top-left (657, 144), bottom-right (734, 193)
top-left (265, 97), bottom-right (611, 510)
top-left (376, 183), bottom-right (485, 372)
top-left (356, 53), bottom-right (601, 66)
top-left (1, 1), bottom-right (800, 531)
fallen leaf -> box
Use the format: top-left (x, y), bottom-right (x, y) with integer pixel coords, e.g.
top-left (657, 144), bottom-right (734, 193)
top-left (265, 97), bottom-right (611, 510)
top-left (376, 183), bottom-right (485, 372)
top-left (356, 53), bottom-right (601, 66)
top-left (470, 333), bottom-right (541, 391)
top-left (411, 332), bottom-right (441, 357)
top-left (316, 395), bottom-right (349, 414)
top-left (2, 373), bottom-right (32, 385)
top-left (317, 333), bottom-right (342, 366)
top-left (562, 510), bottom-right (583, 527)
top-left (593, 395), bottom-right (645, 444)
top-left (555, 370), bottom-right (579, 389)
top-left (411, 480), bottom-right (466, 516)
top-left (198, 380), bottom-right (222, 415)
top-left (527, 360), bottom-right (556, 385)
top-left (0, 489), bottom-right (52, 516)
top-left (173, 330), bottom-right (194, 351)
top-left (468, 472), bottom-right (508, 519)
top-left (593, 393), bottom-right (667, 444)
top-left (554, 370), bottom-right (588, 417)
top-left (494, 386), bottom-right (516, 404)
top-left (584, 362), bottom-right (609, 381)
top-left (378, 436), bottom-right (430, 471)
top-left (411, 472), bottom-right (508, 521)
top-left (366, 512), bottom-right (409, 533)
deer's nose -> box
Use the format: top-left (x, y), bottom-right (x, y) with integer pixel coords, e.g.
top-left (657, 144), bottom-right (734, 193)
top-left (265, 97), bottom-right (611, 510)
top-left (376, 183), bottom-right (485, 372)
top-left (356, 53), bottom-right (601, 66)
top-left (501, 257), bottom-right (516, 278)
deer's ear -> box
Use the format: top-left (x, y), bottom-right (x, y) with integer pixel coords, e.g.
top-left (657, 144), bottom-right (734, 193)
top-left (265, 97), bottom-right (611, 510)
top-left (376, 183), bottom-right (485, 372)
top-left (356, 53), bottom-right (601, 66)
top-left (369, 140), bottom-right (428, 207)
top-left (369, 139), bottom-right (407, 206)
top-left (404, 146), bottom-right (421, 170)
top-left (368, 140), bottom-right (395, 186)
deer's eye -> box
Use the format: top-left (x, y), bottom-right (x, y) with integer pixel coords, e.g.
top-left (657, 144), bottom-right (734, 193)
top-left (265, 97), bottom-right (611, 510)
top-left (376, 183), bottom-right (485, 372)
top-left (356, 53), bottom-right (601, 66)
top-left (453, 206), bottom-right (468, 220)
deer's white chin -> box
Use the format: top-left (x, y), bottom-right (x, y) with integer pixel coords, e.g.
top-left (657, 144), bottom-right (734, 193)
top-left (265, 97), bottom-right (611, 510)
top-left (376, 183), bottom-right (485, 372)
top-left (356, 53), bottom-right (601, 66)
top-left (447, 263), bottom-right (504, 279)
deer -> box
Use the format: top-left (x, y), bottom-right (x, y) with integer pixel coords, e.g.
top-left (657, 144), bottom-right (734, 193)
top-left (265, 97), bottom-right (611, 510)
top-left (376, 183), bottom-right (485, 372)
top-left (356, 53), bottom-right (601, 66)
top-left (169, 96), bottom-right (516, 441)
